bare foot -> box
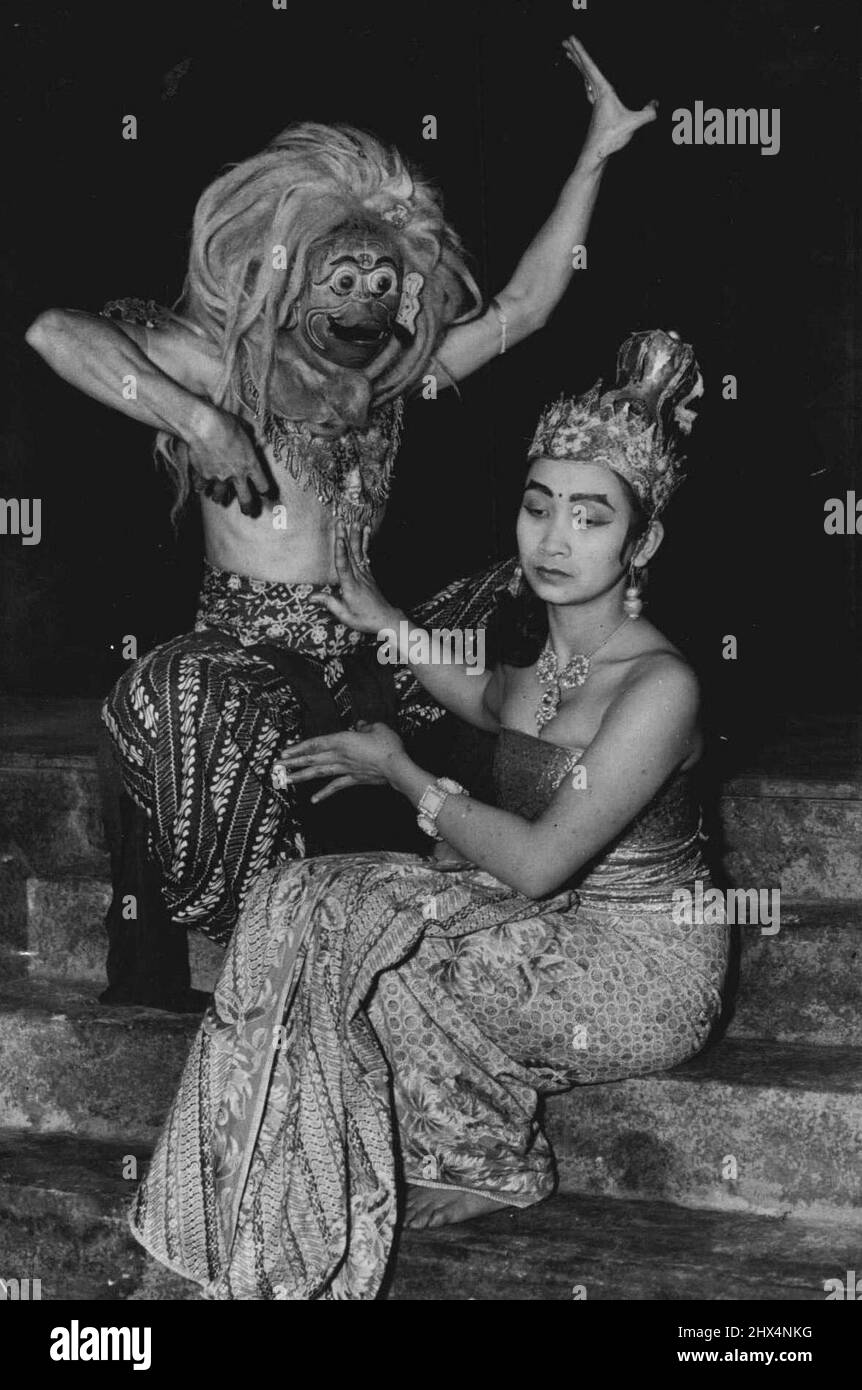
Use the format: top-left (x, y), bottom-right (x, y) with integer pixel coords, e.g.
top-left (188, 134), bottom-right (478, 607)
top-left (404, 1184), bottom-right (510, 1230)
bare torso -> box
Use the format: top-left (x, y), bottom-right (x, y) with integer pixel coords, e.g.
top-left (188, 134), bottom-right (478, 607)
top-left (158, 328), bottom-right (386, 585)
top-left (200, 470), bottom-right (370, 586)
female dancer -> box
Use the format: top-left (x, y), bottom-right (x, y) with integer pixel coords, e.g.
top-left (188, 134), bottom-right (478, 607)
top-left (129, 328), bottom-right (729, 1299)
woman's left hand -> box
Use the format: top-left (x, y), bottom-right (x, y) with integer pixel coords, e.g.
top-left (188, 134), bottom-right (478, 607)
top-left (273, 721), bottom-right (408, 803)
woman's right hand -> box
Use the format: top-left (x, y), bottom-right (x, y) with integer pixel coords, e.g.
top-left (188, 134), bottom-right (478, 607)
top-left (311, 522), bottom-right (403, 636)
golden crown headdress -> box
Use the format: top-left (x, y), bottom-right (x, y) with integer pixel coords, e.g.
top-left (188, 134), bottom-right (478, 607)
top-left (528, 329), bottom-right (704, 518)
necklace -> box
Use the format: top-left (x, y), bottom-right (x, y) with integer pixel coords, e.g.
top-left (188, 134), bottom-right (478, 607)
top-left (535, 616), bottom-right (630, 733)
top-left (238, 369), bottom-right (403, 526)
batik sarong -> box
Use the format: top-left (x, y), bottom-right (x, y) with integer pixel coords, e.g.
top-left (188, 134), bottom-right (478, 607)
top-left (129, 728), bottom-right (728, 1300)
top-left (102, 557), bottom-right (517, 944)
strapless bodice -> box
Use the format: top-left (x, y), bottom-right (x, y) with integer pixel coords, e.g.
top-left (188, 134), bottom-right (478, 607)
top-left (492, 726), bottom-right (707, 904)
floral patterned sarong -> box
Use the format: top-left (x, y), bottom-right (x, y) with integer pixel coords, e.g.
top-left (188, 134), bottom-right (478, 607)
top-left (129, 732), bottom-right (728, 1300)
top-left (130, 854), bottom-right (570, 1299)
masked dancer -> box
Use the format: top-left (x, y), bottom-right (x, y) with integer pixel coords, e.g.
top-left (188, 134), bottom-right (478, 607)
top-left (26, 39), bottom-right (657, 1004)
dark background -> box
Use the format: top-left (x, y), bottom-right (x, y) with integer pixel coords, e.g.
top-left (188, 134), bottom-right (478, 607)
top-left (2, 0), bottom-right (860, 767)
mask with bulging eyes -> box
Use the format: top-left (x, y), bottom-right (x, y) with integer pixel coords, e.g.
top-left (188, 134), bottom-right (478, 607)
top-left (299, 223), bottom-right (406, 369)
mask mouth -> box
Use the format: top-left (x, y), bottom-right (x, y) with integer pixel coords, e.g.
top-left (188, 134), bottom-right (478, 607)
top-left (304, 304), bottom-right (393, 365)
top-left (327, 316), bottom-right (389, 346)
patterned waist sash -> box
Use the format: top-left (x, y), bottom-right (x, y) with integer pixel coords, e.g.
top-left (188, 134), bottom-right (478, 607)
top-left (195, 562), bottom-right (367, 656)
top-left (195, 563), bottom-right (394, 729)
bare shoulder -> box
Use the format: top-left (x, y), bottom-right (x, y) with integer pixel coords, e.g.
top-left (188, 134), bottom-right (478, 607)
top-left (622, 648), bottom-right (700, 714)
top-left (605, 649), bottom-right (701, 762)
top-left (588, 648), bottom-right (701, 774)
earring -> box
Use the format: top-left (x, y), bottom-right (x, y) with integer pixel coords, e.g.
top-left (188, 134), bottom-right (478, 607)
top-left (507, 562), bottom-right (523, 598)
top-left (623, 564), bottom-right (643, 620)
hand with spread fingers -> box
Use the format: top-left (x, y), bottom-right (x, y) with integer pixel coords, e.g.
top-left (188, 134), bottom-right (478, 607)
top-left (564, 34), bottom-right (658, 163)
top-left (272, 720), bottom-right (408, 804)
top-left (183, 407), bottom-right (277, 517)
top-left (310, 521), bottom-right (403, 635)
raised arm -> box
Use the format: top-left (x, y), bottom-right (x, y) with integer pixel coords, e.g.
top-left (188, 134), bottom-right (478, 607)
top-left (24, 308), bottom-right (272, 512)
top-left (436, 36), bottom-right (657, 384)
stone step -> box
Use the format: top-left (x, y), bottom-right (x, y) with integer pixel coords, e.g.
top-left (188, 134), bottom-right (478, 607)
top-left (387, 1191), bottom-right (862, 1302)
top-left (719, 771), bottom-right (862, 900)
top-left (546, 1037), bottom-right (862, 1228)
top-left (2, 700), bottom-right (862, 899)
top-left (0, 875), bottom-right (112, 984)
top-left (0, 980), bottom-right (858, 1225)
top-left (4, 875), bottom-right (859, 1044)
top-left (732, 903), bottom-right (862, 1046)
top-left (0, 981), bottom-right (198, 1142)
top-left (0, 1129), bottom-right (150, 1301)
top-left (0, 1128), bottom-right (857, 1301)
top-left (0, 874), bottom-right (225, 994)
top-left (0, 740), bottom-right (107, 880)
